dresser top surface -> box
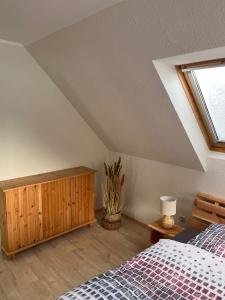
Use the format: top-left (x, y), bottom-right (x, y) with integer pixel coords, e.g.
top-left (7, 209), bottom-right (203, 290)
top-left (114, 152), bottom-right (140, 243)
top-left (0, 166), bottom-right (96, 191)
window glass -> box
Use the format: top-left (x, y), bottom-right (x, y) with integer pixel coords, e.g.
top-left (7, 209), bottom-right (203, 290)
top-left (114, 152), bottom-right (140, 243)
top-left (194, 66), bottom-right (225, 142)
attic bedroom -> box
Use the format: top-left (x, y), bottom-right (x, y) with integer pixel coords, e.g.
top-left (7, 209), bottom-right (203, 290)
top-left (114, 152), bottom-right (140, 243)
top-left (1, 0), bottom-right (225, 299)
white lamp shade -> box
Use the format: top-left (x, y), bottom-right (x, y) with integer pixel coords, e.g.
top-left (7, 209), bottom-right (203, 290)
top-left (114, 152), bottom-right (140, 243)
top-left (160, 196), bottom-right (177, 216)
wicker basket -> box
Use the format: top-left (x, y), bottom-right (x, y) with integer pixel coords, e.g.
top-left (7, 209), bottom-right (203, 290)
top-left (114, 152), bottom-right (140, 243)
top-left (102, 212), bottom-right (122, 230)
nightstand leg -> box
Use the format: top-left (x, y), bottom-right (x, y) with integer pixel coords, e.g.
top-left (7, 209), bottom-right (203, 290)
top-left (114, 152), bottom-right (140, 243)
top-left (150, 229), bottom-right (162, 244)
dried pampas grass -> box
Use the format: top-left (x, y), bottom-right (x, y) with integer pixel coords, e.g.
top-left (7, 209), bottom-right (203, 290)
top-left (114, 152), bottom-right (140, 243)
top-left (102, 157), bottom-right (125, 216)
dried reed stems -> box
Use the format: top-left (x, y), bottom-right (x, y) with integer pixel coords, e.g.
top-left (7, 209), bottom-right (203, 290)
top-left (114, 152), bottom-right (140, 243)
top-left (102, 157), bottom-right (125, 216)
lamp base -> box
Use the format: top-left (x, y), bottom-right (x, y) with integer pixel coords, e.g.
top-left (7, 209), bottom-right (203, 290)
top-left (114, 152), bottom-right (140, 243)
top-left (161, 215), bottom-right (175, 229)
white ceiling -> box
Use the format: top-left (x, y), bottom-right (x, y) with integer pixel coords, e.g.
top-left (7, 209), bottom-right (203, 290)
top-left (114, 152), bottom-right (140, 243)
top-left (27, 0), bottom-right (225, 170)
top-left (0, 0), bottom-right (123, 45)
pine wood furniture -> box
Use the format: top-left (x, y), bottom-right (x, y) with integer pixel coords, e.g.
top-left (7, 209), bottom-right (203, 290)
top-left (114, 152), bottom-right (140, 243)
top-left (148, 219), bottom-right (184, 244)
top-left (0, 166), bottom-right (96, 258)
top-left (188, 192), bottom-right (225, 229)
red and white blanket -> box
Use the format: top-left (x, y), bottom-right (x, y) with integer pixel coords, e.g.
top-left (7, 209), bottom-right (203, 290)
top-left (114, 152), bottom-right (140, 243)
top-left (57, 239), bottom-right (225, 300)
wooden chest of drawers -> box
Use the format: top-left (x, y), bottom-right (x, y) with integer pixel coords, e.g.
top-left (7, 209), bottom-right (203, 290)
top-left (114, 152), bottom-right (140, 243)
top-left (0, 166), bottom-right (95, 258)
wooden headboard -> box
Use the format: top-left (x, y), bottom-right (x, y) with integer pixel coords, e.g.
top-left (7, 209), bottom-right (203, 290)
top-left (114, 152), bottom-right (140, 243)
top-left (188, 192), bottom-right (225, 230)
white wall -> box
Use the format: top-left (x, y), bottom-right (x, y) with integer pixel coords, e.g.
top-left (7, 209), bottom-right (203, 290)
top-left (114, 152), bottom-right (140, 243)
top-left (3, 0), bottom-right (225, 224)
top-left (0, 41), bottom-right (108, 207)
top-left (25, 0), bottom-right (225, 223)
top-left (110, 152), bottom-right (225, 225)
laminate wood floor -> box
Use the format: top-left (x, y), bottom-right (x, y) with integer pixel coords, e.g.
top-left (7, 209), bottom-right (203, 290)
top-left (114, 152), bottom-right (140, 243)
top-left (0, 214), bottom-right (149, 300)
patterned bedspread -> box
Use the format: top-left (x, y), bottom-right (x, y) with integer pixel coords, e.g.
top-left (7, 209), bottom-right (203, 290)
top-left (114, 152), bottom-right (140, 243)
top-left (188, 224), bottom-right (225, 258)
top-left (57, 239), bottom-right (225, 300)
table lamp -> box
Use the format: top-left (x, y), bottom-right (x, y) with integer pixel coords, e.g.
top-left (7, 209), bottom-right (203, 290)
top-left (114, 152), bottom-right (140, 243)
top-left (160, 196), bottom-right (177, 229)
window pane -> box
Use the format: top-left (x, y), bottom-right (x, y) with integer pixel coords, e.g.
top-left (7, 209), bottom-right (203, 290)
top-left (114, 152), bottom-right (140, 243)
top-left (194, 66), bottom-right (225, 142)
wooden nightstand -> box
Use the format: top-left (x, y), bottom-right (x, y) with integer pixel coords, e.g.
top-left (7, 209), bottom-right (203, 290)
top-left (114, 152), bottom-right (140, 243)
top-left (148, 219), bottom-right (184, 244)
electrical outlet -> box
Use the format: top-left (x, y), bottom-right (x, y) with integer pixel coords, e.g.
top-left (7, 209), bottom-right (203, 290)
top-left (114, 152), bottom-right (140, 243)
top-left (178, 215), bottom-right (186, 224)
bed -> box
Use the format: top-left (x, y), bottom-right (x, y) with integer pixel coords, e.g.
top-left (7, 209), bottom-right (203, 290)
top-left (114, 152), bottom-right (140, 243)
top-left (57, 193), bottom-right (225, 300)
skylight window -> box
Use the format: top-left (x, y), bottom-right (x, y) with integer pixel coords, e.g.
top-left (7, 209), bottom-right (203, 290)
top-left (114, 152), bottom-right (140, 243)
top-left (177, 60), bottom-right (225, 152)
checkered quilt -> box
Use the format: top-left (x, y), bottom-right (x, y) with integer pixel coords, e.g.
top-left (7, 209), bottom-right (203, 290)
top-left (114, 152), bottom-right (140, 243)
top-left (57, 239), bottom-right (225, 300)
top-left (188, 224), bottom-right (225, 258)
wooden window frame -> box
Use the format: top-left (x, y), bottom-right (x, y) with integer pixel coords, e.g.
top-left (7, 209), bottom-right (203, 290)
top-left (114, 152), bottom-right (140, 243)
top-left (176, 58), bottom-right (225, 153)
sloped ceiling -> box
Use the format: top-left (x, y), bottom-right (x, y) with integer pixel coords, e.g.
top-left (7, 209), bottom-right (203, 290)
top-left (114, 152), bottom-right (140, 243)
top-left (0, 0), bottom-right (123, 45)
top-left (27, 0), bottom-right (225, 170)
